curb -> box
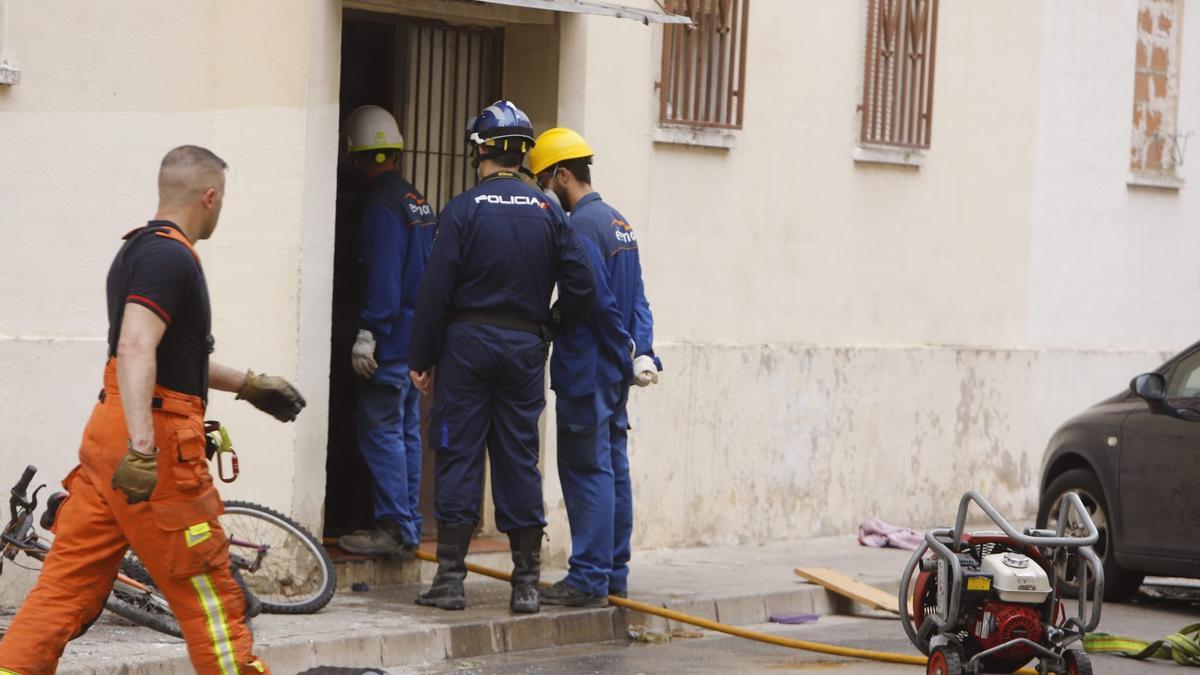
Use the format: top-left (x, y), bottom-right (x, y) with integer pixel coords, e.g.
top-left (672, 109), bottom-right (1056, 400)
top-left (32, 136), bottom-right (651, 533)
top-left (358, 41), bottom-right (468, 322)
top-left (57, 576), bottom-right (900, 674)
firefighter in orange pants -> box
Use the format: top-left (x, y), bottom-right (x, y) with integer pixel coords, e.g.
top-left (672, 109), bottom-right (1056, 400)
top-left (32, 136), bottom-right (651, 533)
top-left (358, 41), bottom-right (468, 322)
top-left (0, 145), bottom-right (306, 675)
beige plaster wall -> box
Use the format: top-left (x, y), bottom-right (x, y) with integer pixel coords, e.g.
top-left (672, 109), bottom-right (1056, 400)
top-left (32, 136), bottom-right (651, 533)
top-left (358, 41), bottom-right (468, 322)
top-left (0, 0), bottom-right (341, 607)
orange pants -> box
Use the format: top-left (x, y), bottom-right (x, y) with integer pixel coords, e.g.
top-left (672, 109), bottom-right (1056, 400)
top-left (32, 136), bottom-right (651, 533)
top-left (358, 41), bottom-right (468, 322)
top-left (0, 361), bottom-right (268, 675)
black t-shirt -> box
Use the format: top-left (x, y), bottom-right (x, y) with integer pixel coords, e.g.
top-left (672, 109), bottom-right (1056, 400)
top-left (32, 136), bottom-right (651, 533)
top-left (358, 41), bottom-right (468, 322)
top-left (106, 221), bottom-right (212, 400)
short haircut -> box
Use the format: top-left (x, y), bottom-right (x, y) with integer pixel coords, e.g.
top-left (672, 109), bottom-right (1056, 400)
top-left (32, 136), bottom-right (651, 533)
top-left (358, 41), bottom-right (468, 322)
top-left (491, 150), bottom-right (524, 169)
top-left (559, 157), bottom-right (591, 185)
top-left (158, 145), bottom-right (228, 206)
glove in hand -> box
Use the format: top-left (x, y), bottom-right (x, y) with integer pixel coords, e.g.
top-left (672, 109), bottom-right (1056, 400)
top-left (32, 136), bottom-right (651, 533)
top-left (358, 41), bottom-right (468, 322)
top-left (632, 355), bottom-right (659, 388)
top-left (351, 329), bottom-right (378, 379)
top-left (238, 370), bottom-right (307, 422)
top-left (112, 447), bottom-right (158, 504)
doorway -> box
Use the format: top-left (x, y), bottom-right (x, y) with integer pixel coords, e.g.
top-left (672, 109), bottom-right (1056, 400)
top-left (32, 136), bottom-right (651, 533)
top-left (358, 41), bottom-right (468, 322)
top-left (324, 11), bottom-right (504, 540)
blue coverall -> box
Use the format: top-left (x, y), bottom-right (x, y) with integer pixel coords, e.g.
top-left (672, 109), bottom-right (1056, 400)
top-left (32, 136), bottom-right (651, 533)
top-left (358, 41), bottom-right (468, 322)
top-left (409, 172), bottom-right (595, 533)
top-left (550, 235), bottom-right (634, 596)
top-left (559, 191), bottom-right (660, 595)
top-left (357, 170), bottom-right (436, 546)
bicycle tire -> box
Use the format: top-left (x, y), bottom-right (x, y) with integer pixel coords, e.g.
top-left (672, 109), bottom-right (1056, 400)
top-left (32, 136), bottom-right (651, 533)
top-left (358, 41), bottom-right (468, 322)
top-left (104, 557), bottom-right (182, 638)
top-left (220, 500), bottom-right (336, 614)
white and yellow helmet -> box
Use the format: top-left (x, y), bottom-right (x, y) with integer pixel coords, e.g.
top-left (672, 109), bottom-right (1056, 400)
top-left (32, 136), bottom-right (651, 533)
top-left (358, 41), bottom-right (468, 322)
top-left (345, 105), bottom-right (404, 164)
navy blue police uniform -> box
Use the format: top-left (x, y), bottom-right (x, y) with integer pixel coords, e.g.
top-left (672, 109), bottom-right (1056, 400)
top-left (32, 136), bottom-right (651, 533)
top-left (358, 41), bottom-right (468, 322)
top-left (409, 172), bottom-right (594, 534)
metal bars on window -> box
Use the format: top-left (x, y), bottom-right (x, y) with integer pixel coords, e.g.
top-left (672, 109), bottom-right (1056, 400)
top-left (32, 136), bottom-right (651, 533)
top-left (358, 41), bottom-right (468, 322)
top-left (859, 0), bottom-right (939, 149)
top-left (398, 22), bottom-right (504, 210)
top-left (659, 0), bottom-right (749, 129)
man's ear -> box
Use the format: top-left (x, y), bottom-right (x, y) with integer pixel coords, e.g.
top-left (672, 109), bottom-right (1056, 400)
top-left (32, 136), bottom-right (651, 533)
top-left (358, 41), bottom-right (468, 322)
top-left (202, 187), bottom-right (218, 208)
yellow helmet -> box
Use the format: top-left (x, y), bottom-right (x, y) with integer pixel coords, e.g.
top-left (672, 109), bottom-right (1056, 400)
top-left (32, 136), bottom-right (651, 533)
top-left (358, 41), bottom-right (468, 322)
top-left (528, 127), bottom-right (594, 175)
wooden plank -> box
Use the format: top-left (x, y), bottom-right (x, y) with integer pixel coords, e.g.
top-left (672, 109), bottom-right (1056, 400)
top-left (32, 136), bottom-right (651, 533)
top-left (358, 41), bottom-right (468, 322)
top-left (794, 567), bottom-right (900, 614)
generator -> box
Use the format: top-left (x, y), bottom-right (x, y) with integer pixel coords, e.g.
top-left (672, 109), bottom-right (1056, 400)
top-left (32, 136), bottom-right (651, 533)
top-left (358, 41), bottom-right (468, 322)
top-left (899, 491), bottom-right (1103, 674)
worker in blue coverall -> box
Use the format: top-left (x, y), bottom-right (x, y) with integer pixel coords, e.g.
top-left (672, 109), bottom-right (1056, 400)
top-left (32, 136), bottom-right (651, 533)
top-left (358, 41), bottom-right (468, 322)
top-left (528, 128), bottom-right (663, 607)
top-left (337, 105), bottom-right (436, 558)
top-left (408, 101), bottom-right (596, 614)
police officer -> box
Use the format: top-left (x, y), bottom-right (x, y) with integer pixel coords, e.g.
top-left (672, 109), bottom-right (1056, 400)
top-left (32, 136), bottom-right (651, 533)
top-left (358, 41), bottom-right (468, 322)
top-left (0, 146), bottom-right (306, 675)
top-left (409, 101), bottom-right (595, 614)
top-left (528, 128), bottom-right (662, 606)
top-left (337, 105), bottom-right (436, 558)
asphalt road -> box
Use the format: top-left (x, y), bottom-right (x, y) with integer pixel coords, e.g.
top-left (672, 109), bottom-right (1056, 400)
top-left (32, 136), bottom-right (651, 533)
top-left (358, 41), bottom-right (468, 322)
top-left (398, 582), bottom-right (1200, 674)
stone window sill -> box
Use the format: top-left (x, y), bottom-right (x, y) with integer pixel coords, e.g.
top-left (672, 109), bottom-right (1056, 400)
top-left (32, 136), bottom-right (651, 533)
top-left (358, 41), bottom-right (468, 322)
top-left (652, 124), bottom-right (738, 150)
top-left (1127, 172), bottom-right (1184, 190)
top-left (853, 144), bottom-right (925, 168)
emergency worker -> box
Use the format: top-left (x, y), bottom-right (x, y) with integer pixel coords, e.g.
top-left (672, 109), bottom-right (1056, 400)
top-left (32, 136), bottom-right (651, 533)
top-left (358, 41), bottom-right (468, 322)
top-left (408, 100), bottom-right (595, 614)
top-left (528, 128), bottom-right (662, 606)
top-left (0, 146), bottom-right (306, 675)
top-left (338, 105), bottom-right (436, 558)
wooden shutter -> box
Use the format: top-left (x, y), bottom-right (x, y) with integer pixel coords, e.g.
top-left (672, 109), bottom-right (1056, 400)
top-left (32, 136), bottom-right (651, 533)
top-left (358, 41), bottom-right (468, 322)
top-left (659, 0), bottom-right (750, 129)
top-left (859, 0), bottom-right (939, 149)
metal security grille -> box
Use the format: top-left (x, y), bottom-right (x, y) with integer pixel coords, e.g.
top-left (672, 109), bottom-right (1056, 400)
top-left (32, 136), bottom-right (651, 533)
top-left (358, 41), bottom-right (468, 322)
top-left (859, 0), bottom-right (939, 149)
top-left (659, 0), bottom-right (749, 129)
top-left (398, 21), bottom-right (504, 209)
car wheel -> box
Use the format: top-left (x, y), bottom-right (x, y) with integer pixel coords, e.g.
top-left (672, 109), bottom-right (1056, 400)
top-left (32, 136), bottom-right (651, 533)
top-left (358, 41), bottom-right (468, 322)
top-left (1036, 468), bottom-right (1144, 602)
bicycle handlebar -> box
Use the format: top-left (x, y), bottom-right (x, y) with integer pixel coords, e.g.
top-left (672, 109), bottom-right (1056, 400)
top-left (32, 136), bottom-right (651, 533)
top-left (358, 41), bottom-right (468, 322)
top-left (12, 465), bottom-right (36, 499)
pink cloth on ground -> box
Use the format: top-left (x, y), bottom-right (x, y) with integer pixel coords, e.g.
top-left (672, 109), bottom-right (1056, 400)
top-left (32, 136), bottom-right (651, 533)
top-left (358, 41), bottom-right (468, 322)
top-left (858, 518), bottom-right (923, 551)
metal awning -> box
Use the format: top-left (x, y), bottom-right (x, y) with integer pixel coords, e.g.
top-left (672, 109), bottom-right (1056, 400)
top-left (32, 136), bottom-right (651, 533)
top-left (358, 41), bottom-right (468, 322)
top-left (472, 0), bottom-right (690, 24)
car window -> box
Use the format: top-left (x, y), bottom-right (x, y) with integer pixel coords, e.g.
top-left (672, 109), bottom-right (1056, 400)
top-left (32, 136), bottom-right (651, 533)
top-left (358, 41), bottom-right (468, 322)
top-left (1166, 349), bottom-right (1200, 399)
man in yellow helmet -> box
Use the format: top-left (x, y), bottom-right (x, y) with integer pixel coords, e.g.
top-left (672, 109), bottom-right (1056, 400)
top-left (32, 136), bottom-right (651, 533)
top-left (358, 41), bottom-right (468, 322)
top-left (338, 105), bottom-right (436, 558)
top-left (528, 128), bottom-right (662, 606)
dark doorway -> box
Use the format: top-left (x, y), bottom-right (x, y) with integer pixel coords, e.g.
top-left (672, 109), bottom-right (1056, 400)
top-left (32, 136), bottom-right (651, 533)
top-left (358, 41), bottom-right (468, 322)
top-left (325, 11), bottom-right (504, 540)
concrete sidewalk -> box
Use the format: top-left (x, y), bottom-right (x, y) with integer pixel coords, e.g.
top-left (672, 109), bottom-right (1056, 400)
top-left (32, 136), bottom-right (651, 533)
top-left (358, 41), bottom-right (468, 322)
top-left (3, 536), bottom-right (917, 674)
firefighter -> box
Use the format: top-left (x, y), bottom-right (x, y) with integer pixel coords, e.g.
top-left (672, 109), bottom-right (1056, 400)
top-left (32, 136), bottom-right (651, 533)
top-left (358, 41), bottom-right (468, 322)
top-left (528, 128), bottom-right (662, 606)
top-left (0, 146), bottom-right (306, 675)
top-left (408, 100), bottom-right (595, 614)
top-left (337, 105), bottom-right (436, 558)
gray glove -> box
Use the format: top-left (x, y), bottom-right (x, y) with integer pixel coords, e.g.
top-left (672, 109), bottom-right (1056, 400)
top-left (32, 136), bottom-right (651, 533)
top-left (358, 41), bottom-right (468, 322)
top-left (351, 329), bottom-right (378, 378)
top-left (633, 355), bottom-right (659, 387)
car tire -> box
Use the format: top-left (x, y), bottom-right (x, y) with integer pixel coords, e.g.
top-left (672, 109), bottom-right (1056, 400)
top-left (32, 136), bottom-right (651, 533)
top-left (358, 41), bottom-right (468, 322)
top-left (1036, 468), bottom-right (1144, 602)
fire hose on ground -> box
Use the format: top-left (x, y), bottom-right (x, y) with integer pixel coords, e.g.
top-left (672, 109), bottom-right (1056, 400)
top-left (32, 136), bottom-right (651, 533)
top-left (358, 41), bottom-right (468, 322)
top-left (413, 549), bottom-right (939, 668)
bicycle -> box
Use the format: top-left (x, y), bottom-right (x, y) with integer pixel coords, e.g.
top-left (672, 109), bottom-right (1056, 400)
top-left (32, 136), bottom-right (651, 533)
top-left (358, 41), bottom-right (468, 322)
top-left (2, 426), bottom-right (336, 638)
top-left (1, 464), bottom-right (178, 638)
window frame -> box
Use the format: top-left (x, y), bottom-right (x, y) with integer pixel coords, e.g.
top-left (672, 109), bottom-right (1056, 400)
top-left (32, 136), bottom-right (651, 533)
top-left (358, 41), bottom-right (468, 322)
top-left (658, 0), bottom-right (750, 130)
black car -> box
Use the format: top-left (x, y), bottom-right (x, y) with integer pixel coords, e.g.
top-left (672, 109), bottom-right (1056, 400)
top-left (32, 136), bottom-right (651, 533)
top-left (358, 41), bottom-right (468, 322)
top-left (1038, 341), bottom-right (1200, 601)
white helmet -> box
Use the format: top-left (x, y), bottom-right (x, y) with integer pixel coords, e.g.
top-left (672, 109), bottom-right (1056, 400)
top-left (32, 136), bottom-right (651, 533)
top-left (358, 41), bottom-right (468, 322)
top-left (345, 105), bottom-right (404, 162)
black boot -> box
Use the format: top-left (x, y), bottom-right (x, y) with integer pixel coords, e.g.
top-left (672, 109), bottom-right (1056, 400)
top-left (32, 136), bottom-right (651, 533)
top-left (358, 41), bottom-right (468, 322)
top-left (507, 526), bottom-right (543, 614)
top-left (415, 521), bottom-right (474, 610)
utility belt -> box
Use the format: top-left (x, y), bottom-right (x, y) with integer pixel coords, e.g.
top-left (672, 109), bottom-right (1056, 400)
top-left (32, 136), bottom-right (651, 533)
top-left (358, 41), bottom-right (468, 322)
top-left (97, 388), bottom-right (203, 417)
top-left (450, 311), bottom-right (557, 342)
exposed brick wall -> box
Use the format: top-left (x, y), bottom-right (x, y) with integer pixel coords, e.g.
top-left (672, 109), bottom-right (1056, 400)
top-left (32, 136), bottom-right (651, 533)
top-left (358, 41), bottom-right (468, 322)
top-left (1130, 0), bottom-right (1182, 174)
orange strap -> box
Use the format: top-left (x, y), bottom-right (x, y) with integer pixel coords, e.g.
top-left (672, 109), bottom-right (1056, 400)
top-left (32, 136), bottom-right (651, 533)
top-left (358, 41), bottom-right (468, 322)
top-left (153, 226), bottom-right (202, 265)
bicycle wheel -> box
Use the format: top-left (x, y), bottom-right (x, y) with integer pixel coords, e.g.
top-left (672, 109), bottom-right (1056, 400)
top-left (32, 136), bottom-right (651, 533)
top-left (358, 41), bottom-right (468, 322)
top-left (220, 500), bottom-right (336, 614)
top-left (104, 556), bottom-right (182, 638)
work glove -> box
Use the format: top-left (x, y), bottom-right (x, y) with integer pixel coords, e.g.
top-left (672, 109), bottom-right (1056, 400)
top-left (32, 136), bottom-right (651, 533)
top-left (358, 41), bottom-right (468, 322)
top-left (351, 329), bottom-right (379, 379)
top-left (237, 370), bottom-right (307, 422)
top-left (632, 355), bottom-right (659, 388)
top-left (112, 444), bottom-right (159, 504)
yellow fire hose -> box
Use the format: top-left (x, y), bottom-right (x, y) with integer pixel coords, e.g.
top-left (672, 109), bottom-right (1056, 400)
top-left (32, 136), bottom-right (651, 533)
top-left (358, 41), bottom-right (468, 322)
top-left (414, 549), bottom-right (936, 668)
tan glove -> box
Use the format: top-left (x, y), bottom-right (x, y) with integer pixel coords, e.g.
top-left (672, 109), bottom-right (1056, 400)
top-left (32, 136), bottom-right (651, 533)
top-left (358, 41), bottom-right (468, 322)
top-left (351, 329), bottom-right (379, 378)
top-left (237, 370), bottom-right (307, 422)
top-left (112, 445), bottom-right (159, 504)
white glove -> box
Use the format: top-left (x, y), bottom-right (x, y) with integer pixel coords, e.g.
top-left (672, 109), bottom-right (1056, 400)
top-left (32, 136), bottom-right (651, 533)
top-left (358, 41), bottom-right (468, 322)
top-left (351, 329), bottom-right (378, 378)
top-left (632, 354), bottom-right (659, 388)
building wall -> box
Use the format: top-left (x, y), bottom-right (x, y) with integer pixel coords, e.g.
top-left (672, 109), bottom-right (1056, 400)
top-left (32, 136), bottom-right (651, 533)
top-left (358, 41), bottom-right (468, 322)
top-left (547, 0), bottom-right (1197, 554)
top-left (0, 0), bottom-right (341, 607)
top-left (3, 0), bottom-right (1198, 606)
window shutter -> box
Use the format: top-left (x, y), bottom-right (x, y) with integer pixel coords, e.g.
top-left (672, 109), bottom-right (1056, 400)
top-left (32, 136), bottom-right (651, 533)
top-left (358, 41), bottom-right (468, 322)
top-left (659, 0), bottom-right (750, 129)
top-left (859, 0), bottom-right (939, 149)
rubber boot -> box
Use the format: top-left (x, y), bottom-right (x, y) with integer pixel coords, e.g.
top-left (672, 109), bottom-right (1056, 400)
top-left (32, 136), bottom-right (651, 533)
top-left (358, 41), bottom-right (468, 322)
top-left (415, 521), bottom-right (474, 610)
top-left (507, 526), bottom-right (543, 614)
